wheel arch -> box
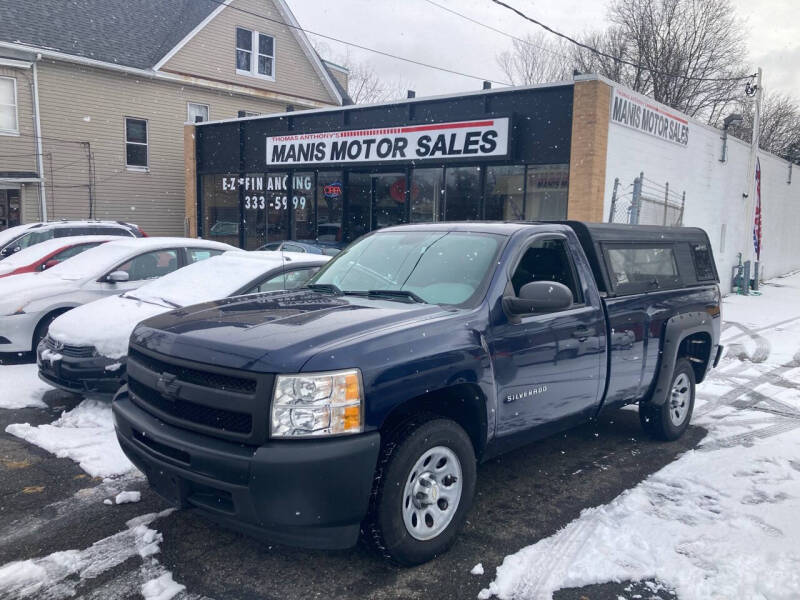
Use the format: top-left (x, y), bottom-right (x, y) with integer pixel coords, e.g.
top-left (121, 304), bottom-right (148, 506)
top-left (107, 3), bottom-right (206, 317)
top-left (378, 383), bottom-right (489, 460)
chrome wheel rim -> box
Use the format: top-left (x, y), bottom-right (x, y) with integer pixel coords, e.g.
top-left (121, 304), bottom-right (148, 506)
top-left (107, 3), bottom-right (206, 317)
top-left (402, 445), bottom-right (463, 541)
top-left (669, 372), bottom-right (691, 426)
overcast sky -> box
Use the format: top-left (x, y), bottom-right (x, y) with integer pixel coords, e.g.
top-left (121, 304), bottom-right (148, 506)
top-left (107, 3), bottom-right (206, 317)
top-left (285, 0), bottom-right (799, 102)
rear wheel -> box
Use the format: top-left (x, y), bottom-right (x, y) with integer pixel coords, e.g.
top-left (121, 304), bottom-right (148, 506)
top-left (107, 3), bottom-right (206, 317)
top-left (363, 418), bottom-right (476, 566)
top-left (640, 358), bottom-right (695, 441)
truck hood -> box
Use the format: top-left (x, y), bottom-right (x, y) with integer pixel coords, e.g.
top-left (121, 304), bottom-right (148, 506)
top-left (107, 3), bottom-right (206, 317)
top-left (131, 289), bottom-right (452, 373)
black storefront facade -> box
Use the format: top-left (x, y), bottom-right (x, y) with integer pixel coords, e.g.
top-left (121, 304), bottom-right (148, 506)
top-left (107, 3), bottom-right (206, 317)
top-left (192, 83), bottom-right (574, 250)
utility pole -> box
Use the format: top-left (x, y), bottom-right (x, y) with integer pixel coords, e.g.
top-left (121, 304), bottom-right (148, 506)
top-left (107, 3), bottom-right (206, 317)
top-left (743, 67), bottom-right (763, 266)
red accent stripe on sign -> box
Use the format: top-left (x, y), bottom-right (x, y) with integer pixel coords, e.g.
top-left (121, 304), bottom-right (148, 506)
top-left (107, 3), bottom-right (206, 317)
top-left (400, 120), bottom-right (495, 134)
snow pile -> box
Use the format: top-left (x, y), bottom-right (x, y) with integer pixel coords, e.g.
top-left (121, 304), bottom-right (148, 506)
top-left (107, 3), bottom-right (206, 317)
top-left (480, 273), bottom-right (800, 600)
top-left (5, 399), bottom-right (134, 477)
top-left (0, 364), bottom-right (52, 409)
top-left (141, 572), bottom-right (186, 600)
top-left (115, 491), bottom-right (141, 504)
top-left (0, 509), bottom-right (177, 598)
top-left (47, 250), bottom-right (308, 358)
top-left (471, 563), bottom-right (485, 576)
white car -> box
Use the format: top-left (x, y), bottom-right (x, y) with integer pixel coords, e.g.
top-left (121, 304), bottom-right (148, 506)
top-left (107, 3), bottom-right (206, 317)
top-left (39, 251), bottom-right (329, 397)
top-left (0, 237), bottom-right (235, 354)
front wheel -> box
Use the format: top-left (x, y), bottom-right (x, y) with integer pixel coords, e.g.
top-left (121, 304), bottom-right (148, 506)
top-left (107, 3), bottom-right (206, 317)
top-left (363, 418), bottom-right (476, 566)
top-left (640, 357), bottom-right (695, 441)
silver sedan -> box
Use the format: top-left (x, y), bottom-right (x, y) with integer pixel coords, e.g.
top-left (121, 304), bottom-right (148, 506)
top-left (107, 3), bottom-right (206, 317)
top-left (0, 237), bottom-right (235, 353)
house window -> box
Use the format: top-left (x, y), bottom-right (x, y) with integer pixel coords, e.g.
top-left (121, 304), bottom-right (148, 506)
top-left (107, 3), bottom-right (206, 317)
top-left (125, 117), bottom-right (148, 169)
top-left (187, 102), bottom-right (209, 123)
top-left (0, 77), bottom-right (18, 135)
top-left (235, 27), bottom-right (275, 79)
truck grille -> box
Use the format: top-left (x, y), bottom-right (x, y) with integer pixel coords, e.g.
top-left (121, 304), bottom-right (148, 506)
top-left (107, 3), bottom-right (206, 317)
top-left (126, 346), bottom-right (272, 444)
top-left (129, 379), bottom-right (252, 434)
top-left (129, 349), bottom-right (256, 394)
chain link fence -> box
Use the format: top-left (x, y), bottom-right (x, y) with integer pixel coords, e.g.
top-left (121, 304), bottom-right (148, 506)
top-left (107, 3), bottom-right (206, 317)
top-left (608, 172), bottom-right (685, 226)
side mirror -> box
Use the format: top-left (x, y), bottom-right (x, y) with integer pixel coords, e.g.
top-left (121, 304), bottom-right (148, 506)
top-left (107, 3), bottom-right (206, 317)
top-left (42, 259), bottom-right (60, 270)
top-left (106, 270), bottom-right (130, 283)
top-left (504, 281), bottom-right (573, 316)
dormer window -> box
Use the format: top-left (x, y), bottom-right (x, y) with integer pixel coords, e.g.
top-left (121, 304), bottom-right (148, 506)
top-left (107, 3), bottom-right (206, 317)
top-left (236, 27), bottom-right (275, 80)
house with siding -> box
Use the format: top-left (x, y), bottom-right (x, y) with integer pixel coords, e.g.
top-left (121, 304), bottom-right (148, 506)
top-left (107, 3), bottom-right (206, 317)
top-left (0, 0), bottom-right (348, 235)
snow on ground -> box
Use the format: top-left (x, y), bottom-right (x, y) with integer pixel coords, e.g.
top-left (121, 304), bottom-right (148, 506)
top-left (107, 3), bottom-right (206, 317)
top-left (115, 490), bottom-right (142, 504)
top-left (0, 509), bottom-right (178, 599)
top-left (5, 399), bottom-right (134, 477)
top-left (480, 272), bottom-right (800, 600)
top-left (0, 364), bottom-right (52, 409)
top-left (141, 571), bottom-right (186, 600)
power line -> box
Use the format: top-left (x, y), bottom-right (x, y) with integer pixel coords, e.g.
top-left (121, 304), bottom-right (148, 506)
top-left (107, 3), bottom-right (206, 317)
top-left (420, 0), bottom-right (571, 62)
top-left (195, 0), bottom-right (511, 86)
top-left (488, 0), bottom-right (757, 83)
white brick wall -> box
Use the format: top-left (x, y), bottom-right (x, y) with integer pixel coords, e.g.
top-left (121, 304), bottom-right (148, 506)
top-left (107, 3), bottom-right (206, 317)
top-left (603, 88), bottom-right (800, 293)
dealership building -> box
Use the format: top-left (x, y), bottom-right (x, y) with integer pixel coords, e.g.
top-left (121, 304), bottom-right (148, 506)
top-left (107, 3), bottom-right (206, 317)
top-left (186, 74), bottom-right (800, 292)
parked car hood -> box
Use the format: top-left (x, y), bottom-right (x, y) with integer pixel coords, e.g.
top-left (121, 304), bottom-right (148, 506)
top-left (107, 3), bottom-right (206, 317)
top-left (49, 294), bottom-right (170, 359)
top-left (131, 289), bottom-right (452, 373)
top-left (0, 273), bottom-right (77, 316)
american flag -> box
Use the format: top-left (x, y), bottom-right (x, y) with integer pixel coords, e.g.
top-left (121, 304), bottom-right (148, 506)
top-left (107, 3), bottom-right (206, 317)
top-left (753, 158), bottom-right (762, 260)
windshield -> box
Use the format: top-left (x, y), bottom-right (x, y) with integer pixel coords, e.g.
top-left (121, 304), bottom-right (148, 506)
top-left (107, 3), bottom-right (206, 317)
top-left (126, 253), bottom-right (280, 307)
top-left (307, 231), bottom-right (503, 306)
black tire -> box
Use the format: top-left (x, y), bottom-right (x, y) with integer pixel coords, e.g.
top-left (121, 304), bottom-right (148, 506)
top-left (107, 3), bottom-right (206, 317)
top-left (363, 418), bottom-right (477, 566)
top-left (32, 310), bottom-right (66, 352)
top-left (640, 357), bottom-right (695, 441)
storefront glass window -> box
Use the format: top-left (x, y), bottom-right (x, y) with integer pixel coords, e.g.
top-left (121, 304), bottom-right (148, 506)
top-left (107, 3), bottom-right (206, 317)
top-left (485, 165), bottom-right (525, 221)
top-left (201, 174), bottom-right (240, 247)
top-left (525, 164), bottom-right (569, 220)
top-left (445, 166), bottom-right (482, 221)
top-left (292, 172), bottom-right (315, 240)
top-left (345, 172), bottom-right (371, 243)
top-left (317, 171), bottom-right (343, 243)
top-left (264, 172), bottom-right (290, 246)
top-left (373, 172), bottom-right (408, 230)
top-left (243, 173), bottom-right (266, 250)
top-left (411, 168), bottom-right (444, 223)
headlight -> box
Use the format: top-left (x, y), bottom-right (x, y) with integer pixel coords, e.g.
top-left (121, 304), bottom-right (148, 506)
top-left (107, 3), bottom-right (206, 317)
top-left (271, 369), bottom-right (363, 438)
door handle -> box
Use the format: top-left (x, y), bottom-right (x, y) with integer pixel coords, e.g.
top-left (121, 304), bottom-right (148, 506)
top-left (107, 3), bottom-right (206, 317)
top-left (572, 327), bottom-right (595, 340)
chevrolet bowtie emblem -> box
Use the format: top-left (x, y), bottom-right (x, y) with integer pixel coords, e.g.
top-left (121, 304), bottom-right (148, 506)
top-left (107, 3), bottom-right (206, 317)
top-left (156, 372), bottom-right (181, 400)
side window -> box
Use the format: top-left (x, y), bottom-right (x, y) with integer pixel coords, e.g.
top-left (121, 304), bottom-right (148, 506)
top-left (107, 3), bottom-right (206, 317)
top-left (282, 243), bottom-right (306, 253)
top-left (17, 229), bottom-right (54, 249)
top-left (510, 238), bottom-right (583, 305)
top-left (188, 248), bottom-right (224, 263)
top-left (94, 227), bottom-right (129, 237)
top-left (114, 249), bottom-right (179, 282)
top-left (605, 245), bottom-right (680, 292)
top-left (247, 267), bottom-right (320, 294)
top-left (690, 243), bottom-right (716, 281)
top-left (51, 243), bottom-right (100, 262)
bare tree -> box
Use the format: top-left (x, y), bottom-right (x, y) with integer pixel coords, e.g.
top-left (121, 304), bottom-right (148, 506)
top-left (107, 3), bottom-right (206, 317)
top-left (729, 92), bottom-right (800, 162)
top-left (604, 0), bottom-right (749, 122)
top-left (313, 41), bottom-right (407, 104)
top-left (344, 59), bottom-right (408, 104)
top-left (496, 32), bottom-right (573, 86)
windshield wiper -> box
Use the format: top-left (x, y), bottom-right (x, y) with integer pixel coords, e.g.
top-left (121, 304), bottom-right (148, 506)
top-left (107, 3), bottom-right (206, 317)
top-left (363, 289), bottom-right (427, 304)
top-left (123, 293), bottom-right (180, 308)
top-left (306, 283), bottom-right (343, 295)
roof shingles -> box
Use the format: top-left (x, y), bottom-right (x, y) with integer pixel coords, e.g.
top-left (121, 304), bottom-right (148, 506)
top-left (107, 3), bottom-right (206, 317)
top-left (0, 0), bottom-right (219, 69)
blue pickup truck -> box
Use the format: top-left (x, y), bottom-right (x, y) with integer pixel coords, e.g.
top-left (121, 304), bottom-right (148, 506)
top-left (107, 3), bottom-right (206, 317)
top-left (112, 221), bottom-right (722, 565)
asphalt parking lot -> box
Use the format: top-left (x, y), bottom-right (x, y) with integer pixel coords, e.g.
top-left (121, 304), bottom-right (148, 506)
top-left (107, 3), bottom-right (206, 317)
top-left (0, 370), bottom-right (694, 600)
